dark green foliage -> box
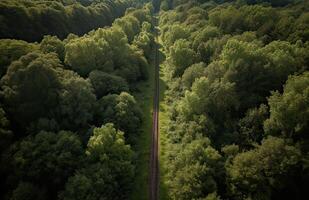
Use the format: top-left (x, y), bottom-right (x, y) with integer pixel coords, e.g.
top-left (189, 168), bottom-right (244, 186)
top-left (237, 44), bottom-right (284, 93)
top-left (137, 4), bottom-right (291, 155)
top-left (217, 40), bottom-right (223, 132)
top-left (11, 182), bottom-right (46, 200)
top-left (1, 52), bottom-right (96, 132)
top-left (0, 0), bottom-right (131, 42)
top-left (88, 70), bottom-right (129, 99)
top-left (245, 0), bottom-right (294, 7)
top-left (264, 72), bottom-right (309, 141)
top-left (1, 52), bottom-right (63, 130)
top-left (227, 136), bottom-right (301, 199)
top-left (12, 130), bottom-right (84, 199)
top-left (0, 39), bottom-right (38, 77)
top-left (60, 123), bottom-right (134, 200)
top-left (40, 35), bottom-right (65, 61)
top-left (0, 107), bottom-right (13, 152)
top-left (95, 92), bottom-right (142, 138)
top-left (237, 104), bottom-right (269, 149)
top-left (0, 2), bottom-right (152, 200)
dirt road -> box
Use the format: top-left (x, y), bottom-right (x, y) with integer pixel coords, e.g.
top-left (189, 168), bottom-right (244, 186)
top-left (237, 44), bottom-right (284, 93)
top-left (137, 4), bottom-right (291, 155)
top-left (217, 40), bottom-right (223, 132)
top-left (149, 25), bottom-right (160, 200)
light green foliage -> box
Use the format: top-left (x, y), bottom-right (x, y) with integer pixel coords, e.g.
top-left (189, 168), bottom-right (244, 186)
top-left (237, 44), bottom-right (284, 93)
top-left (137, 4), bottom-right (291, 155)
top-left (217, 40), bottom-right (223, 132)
top-left (177, 77), bottom-right (239, 144)
top-left (227, 136), bottom-right (301, 199)
top-left (159, 0), bottom-right (309, 199)
top-left (162, 24), bottom-right (190, 49)
top-left (240, 5), bottom-right (276, 36)
top-left (181, 62), bottom-right (206, 89)
top-left (113, 15), bottom-right (140, 42)
top-left (178, 77), bottom-right (238, 123)
top-left (127, 7), bottom-right (152, 24)
top-left (289, 12), bottom-right (309, 42)
top-left (133, 22), bottom-right (154, 59)
top-left (61, 123), bottom-right (134, 200)
top-left (167, 138), bottom-right (223, 200)
top-left (264, 72), bottom-right (309, 140)
top-left (207, 39), bottom-right (307, 111)
top-left (65, 26), bottom-right (149, 82)
top-left (169, 39), bottom-right (197, 77)
top-left (263, 41), bottom-right (308, 80)
top-left (65, 36), bottom-right (111, 77)
top-left (192, 26), bottom-right (221, 50)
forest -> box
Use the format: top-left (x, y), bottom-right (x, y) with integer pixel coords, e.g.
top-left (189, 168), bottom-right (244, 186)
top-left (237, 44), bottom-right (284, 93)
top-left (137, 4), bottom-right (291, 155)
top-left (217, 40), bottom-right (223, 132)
top-left (0, 0), bottom-right (308, 200)
top-left (159, 0), bottom-right (308, 199)
top-left (0, 0), bottom-right (154, 199)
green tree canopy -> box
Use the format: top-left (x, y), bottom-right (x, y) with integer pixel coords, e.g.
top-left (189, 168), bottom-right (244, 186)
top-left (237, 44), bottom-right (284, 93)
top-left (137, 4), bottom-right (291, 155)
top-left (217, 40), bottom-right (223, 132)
top-left (60, 123), bottom-right (134, 200)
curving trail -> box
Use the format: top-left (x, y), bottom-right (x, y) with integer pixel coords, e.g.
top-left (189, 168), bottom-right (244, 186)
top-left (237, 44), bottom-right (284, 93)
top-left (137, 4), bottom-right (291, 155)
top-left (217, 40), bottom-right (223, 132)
top-left (149, 21), bottom-right (160, 200)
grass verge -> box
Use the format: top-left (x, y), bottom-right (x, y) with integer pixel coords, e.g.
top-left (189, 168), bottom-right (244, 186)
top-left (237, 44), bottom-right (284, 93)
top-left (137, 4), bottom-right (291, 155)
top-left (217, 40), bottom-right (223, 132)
top-left (130, 45), bottom-right (155, 200)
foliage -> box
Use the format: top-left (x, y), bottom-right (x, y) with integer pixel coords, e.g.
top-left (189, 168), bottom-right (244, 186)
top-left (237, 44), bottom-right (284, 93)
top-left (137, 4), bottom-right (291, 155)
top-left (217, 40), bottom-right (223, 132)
top-left (60, 123), bottom-right (134, 200)
top-left (95, 92), bottom-right (143, 139)
top-left (0, 0), bottom-right (131, 41)
top-left (159, 0), bottom-right (309, 199)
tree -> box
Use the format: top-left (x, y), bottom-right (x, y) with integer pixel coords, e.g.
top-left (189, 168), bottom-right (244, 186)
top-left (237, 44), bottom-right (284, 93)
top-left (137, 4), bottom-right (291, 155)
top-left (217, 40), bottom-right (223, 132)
top-left (237, 104), bottom-right (269, 149)
top-left (95, 92), bottom-right (142, 139)
top-left (169, 39), bottom-right (197, 77)
top-left (132, 22), bottom-right (154, 59)
top-left (0, 107), bottom-right (13, 152)
top-left (40, 35), bottom-right (65, 61)
top-left (88, 70), bottom-right (129, 99)
top-left (220, 39), bottom-right (273, 111)
top-left (192, 26), bottom-right (221, 50)
top-left (1, 52), bottom-right (96, 132)
top-left (12, 130), bottom-right (84, 198)
top-left (209, 6), bottom-right (244, 34)
top-left (64, 36), bottom-right (111, 77)
top-left (60, 123), bottom-right (134, 200)
top-left (0, 39), bottom-right (38, 77)
top-left (162, 24), bottom-right (190, 49)
top-left (57, 72), bottom-right (96, 131)
top-left (166, 138), bottom-right (223, 200)
top-left (181, 62), bottom-right (206, 89)
top-left (227, 136), bottom-right (301, 200)
top-left (263, 41), bottom-right (307, 86)
top-left (264, 72), bottom-right (309, 141)
top-left (1, 52), bottom-right (62, 131)
top-left (113, 15), bottom-right (140, 42)
top-left (11, 182), bottom-right (46, 200)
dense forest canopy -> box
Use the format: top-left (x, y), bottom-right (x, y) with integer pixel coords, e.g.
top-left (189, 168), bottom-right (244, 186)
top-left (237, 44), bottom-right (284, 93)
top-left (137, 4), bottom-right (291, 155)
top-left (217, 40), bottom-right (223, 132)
top-left (0, 0), bottom-right (135, 41)
top-left (0, 0), bottom-right (155, 199)
top-left (0, 0), bottom-right (308, 200)
top-left (159, 0), bottom-right (308, 200)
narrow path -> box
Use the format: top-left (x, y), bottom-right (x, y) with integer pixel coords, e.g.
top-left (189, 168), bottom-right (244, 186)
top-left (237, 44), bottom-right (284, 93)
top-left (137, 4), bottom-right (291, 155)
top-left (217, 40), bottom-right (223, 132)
top-left (149, 21), bottom-right (160, 200)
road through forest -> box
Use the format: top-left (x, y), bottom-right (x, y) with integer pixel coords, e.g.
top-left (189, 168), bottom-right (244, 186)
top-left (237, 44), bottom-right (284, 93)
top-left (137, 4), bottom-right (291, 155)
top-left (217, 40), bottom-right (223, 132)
top-left (149, 19), bottom-right (160, 200)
